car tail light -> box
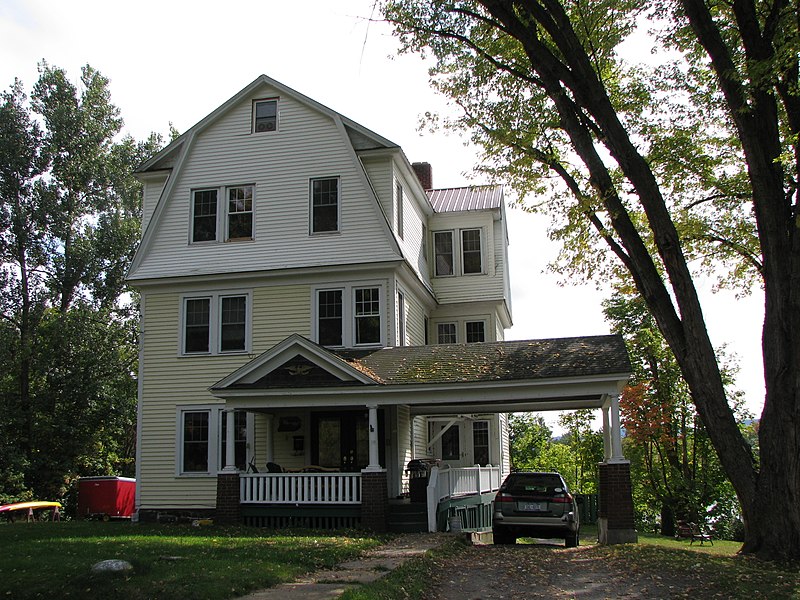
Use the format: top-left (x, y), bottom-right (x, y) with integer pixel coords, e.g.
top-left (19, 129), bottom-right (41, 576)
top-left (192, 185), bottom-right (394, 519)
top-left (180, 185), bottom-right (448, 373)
top-left (550, 494), bottom-right (573, 504)
top-left (494, 492), bottom-right (514, 503)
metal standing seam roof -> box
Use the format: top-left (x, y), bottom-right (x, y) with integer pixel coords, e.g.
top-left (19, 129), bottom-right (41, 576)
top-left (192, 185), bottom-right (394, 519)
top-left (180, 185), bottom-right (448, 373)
top-left (337, 336), bottom-right (631, 386)
top-left (427, 185), bottom-right (504, 213)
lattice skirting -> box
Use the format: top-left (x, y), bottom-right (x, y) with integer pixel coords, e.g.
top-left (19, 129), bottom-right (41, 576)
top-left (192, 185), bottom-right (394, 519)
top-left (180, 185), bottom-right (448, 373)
top-left (241, 505), bottom-right (362, 529)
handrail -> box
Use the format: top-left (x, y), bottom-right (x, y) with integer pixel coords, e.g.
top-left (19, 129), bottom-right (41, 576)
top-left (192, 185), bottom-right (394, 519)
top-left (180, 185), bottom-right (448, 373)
top-left (426, 465), bottom-right (501, 532)
top-left (240, 472), bottom-right (362, 504)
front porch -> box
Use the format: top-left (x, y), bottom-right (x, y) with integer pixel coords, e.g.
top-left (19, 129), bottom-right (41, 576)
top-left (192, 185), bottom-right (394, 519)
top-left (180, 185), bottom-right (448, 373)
top-left (211, 334), bottom-right (636, 541)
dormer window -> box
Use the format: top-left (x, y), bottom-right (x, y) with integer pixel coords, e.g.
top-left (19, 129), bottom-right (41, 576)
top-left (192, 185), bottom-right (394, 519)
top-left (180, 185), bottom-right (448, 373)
top-left (253, 99), bottom-right (277, 133)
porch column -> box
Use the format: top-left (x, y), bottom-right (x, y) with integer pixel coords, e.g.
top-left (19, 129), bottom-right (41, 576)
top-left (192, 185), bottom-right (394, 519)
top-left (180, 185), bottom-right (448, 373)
top-left (223, 409), bottom-right (237, 472)
top-left (365, 404), bottom-right (381, 472)
top-left (361, 403), bottom-right (388, 531)
top-left (609, 394), bottom-right (625, 462)
top-left (601, 403), bottom-right (612, 461)
top-left (264, 413), bottom-right (274, 464)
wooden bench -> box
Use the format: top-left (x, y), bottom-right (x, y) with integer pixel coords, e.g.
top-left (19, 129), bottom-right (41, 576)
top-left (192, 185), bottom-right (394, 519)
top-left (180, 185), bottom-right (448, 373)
top-left (676, 520), bottom-right (713, 545)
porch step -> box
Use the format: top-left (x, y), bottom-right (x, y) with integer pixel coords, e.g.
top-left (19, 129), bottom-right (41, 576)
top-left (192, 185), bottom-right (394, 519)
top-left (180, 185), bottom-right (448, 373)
top-left (387, 501), bottom-right (428, 533)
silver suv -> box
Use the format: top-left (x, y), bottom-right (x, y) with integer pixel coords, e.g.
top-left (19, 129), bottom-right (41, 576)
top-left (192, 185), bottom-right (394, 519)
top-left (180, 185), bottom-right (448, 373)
top-left (492, 471), bottom-right (580, 546)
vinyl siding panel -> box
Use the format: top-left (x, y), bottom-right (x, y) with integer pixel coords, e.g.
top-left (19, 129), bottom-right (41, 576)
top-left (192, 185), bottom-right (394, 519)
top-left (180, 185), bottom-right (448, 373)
top-left (412, 416), bottom-right (432, 459)
top-left (138, 284), bottom-right (311, 510)
top-left (429, 212), bottom-right (506, 305)
top-left (141, 175), bottom-right (168, 234)
top-left (133, 86), bottom-right (400, 280)
top-left (396, 405), bottom-right (412, 495)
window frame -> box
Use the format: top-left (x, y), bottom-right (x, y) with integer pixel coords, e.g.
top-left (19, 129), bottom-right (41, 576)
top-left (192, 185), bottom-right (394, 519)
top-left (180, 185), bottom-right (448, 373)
top-left (309, 176), bottom-right (340, 235)
top-left (191, 188), bottom-right (219, 243)
top-left (431, 227), bottom-right (485, 276)
top-left (252, 98), bottom-right (278, 133)
top-left (395, 181), bottom-right (404, 240)
top-left (176, 407), bottom-right (254, 476)
top-left (397, 290), bottom-right (407, 347)
top-left (437, 322), bottom-right (457, 344)
top-left (465, 320), bottom-right (486, 343)
top-left (353, 286), bottom-right (381, 346)
top-left (461, 228), bottom-right (484, 275)
top-left (313, 283), bottom-right (385, 348)
top-left (225, 185), bottom-right (254, 241)
top-left (179, 291), bottom-right (252, 356)
top-left (433, 230), bottom-right (455, 277)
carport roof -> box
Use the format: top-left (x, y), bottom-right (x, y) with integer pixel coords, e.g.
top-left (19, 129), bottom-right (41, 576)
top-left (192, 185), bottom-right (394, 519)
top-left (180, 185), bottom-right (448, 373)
top-left (338, 336), bottom-right (630, 385)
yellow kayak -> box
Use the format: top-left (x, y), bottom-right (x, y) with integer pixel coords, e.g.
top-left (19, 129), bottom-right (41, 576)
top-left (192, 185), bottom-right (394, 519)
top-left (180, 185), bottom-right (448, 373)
top-left (0, 501), bottom-right (62, 513)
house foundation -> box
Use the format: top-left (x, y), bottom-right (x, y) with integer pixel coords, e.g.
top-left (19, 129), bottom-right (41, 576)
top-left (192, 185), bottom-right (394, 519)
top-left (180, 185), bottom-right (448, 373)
top-left (597, 461), bottom-right (637, 544)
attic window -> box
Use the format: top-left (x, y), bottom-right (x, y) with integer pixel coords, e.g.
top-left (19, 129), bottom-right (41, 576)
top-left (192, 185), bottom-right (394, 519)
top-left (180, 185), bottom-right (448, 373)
top-left (253, 99), bottom-right (277, 133)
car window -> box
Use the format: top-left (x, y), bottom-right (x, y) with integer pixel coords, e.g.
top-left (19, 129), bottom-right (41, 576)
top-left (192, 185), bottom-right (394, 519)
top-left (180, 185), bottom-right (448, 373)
top-left (504, 474), bottom-right (565, 494)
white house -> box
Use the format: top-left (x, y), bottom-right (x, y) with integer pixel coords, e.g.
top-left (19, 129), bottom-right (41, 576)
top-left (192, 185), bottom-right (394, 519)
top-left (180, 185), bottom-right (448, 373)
top-left (128, 74), bottom-right (634, 539)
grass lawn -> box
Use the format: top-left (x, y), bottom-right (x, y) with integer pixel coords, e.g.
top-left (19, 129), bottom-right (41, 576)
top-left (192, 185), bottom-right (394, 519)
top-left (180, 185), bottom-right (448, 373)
top-left (0, 521), bottom-right (382, 600)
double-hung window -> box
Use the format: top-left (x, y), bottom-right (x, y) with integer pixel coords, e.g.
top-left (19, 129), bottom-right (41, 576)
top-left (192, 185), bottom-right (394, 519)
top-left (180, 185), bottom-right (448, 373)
top-left (315, 284), bottom-right (383, 347)
top-left (181, 292), bottom-right (250, 355)
top-left (461, 229), bottom-right (483, 274)
top-left (178, 408), bottom-right (252, 475)
top-left (465, 320), bottom-right (486, 343)
top-left (227, 185), bottom-right (253, 240)
top-left (317, 289), bottom-right (343, 346)
top-left (182, 410), bottom-right (210, 473)
top-left (432, 228), bottom-right (484, 276)
top-left (354, 287), bottom-right (381, 345)
top-left (192, 189), bottom-right (218, 243)
top-left (253, 99), bottom-right (278, 133)
top-left (434, 231), bottom-right (454, 276)
top-left (397, 291), bottom-right (407, 347)
top-left (310, 177), bottom-right (339, 233)
top-left (437, 323), bottom-right (457, 344)
top-left (191, 185), bottom-right (255, 243)
top-left (395, 181), bottom-right (404, 239)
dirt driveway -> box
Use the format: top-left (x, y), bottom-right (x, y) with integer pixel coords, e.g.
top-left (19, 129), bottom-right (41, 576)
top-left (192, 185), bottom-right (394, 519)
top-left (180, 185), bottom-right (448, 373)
top-left (425, 539), bottom-right (706, 599)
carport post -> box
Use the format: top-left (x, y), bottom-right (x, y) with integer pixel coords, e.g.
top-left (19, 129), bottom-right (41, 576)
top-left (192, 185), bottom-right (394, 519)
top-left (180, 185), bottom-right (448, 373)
top-left (598, 394), bottom-right (637, 545)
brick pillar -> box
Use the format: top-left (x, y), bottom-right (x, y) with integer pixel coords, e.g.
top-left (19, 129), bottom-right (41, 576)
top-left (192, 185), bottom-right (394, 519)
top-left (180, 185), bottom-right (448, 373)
top-left (598, 461), bottom-right (638, 544)
top-left (361, 469), bottom-right (388, 532)
top-left (215, 472), bottom-right (241, 525)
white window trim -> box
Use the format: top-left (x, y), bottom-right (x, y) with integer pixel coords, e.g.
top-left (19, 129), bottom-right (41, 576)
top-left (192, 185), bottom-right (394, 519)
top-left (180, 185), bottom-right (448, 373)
top-left (190, 188), bottom-right (219, 245)
top-left (309, 176), bottom-right (341, 235)
top-left (225, 184), bottom-right (256, 242)
top-left (189, 185), bottom-right (256, 244)
top-left (436, 321), bottom-right (457, 344)
top-left (395, 181), bottom-right (404, 240)
top-left (252, 98), bottom-right (279, 134)
top-left (431, 227), bottom-right (485, 277)
top-left (465, 319), bottom-right (487, 343)
top-left (397, 289), bottom-right (407, 347)
top-left (432, 317), bottom-right (490, 344)
top-left (175, 406), bottom-right (254, 477)
top-left (179, 290), bottom-right (252, 356)
top-left (312, 282), bottom-right (385, 348)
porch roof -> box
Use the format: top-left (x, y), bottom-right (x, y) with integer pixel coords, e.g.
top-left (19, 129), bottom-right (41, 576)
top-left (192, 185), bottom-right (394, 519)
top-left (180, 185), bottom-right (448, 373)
top-left (210, 335), bottom-right (631, 414)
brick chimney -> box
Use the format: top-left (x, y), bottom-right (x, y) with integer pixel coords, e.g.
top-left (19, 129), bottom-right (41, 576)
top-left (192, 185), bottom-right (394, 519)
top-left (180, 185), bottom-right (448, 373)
top-left (412, 162), bottom-right (432, 190)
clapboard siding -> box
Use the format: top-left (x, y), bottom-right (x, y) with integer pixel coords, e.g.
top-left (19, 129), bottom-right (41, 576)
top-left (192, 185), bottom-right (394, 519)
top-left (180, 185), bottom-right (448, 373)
top-left (138, 284), bottom-right (312, 509)
top-left (429, 211), bottom-right (506, 305)
top-left (141, 174), bottom-right (168, 234)
top-left (131, 85), bottom-right (400, 281)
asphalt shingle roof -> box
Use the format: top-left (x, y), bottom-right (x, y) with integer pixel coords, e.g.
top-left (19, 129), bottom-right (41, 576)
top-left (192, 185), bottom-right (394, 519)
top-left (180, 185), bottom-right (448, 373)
top-left (337, 336), bottom-right (630, 386)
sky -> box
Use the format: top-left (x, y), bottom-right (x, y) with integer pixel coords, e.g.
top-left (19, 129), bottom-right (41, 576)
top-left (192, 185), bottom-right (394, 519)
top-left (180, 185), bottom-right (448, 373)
top-left (0, 0), bottom-right (766, 426)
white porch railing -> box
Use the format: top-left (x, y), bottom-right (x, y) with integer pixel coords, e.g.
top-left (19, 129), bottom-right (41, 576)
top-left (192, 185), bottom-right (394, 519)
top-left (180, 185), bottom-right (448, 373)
top-left (240, 473), bottom-right (362, 505)
top-left (426, 465), bottom-right (501, 532)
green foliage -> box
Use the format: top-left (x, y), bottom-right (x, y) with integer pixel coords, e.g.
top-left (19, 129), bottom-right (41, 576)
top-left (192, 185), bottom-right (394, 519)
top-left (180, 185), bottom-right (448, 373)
top-left (605, 284), bottom-right (746, 537)
top-left (0, 62), bottom-right (163, 506)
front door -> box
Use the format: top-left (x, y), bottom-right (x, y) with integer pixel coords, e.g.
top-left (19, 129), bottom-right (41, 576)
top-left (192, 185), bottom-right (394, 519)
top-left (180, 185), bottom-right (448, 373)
top-left (312, 411), bottom-right (383, 472)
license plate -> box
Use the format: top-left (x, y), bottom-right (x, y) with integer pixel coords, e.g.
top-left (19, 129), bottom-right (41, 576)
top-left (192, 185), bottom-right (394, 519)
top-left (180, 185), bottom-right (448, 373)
top-left (519, 502), bottom-right (545, 512)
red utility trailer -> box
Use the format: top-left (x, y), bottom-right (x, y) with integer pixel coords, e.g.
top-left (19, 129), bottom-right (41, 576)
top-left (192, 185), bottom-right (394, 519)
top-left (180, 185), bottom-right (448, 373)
top-left (77, 476), bottom-right (135, 520)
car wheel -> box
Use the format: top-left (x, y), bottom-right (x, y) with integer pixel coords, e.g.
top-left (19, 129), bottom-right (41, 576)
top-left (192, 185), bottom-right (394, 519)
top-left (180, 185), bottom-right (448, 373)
top-left (565, 532), bottom-right (579, 548)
